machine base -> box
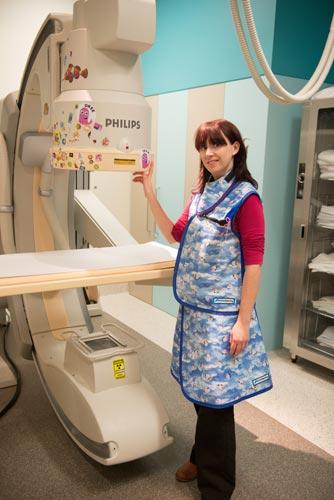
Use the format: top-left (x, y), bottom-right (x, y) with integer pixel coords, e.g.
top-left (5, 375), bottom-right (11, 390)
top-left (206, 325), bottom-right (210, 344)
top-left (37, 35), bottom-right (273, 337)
top-left (32, 325), bottom-right (173, 465)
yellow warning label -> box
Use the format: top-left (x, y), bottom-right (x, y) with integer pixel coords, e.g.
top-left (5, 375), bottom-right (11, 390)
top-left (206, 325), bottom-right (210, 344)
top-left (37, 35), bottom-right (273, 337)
top-left (114, 158), bottom-right (136, 165)
top-left (113, 359), bottom-right (125, 379)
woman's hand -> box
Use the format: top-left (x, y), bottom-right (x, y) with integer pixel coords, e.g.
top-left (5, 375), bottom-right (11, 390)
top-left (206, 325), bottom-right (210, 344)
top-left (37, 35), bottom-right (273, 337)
top-left (132, 159), bottom-right (176, 243)
top-left (229, 320), bottom-right (249, 356)
top-left (132, 160), bottom-right (154, 198)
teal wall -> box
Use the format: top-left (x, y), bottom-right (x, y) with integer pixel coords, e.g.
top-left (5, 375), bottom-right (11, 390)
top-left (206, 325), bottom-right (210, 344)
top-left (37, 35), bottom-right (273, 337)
top-left (142, 0), bottom-right (277, 96)
top-left (258, 76), bottom-right (305, 350)
top-left (272, 0), bottom-right (334, 83)
top-left (142, 0), bottom-right (333, 96)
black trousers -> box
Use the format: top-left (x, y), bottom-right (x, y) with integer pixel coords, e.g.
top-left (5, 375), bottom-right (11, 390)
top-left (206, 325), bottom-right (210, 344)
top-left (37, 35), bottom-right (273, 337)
top-left (190, 404), bottom-right (236, 500)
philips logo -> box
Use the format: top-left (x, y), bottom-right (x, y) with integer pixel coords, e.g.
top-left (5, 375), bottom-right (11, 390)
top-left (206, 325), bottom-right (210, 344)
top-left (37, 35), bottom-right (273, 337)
top-left (213, 297), bottom-right (236, 305)
top-left (105, 118), bottom-right (141, 129)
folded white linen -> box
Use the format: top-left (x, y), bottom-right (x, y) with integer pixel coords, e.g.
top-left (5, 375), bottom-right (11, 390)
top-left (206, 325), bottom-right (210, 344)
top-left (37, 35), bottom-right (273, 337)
top-left (317, 160), bottom-right (334, 168)
top-left (316, 206), bottom-right (334, 227)
top-left (318, 206), bottom-right (334, 215)
top-left (316, 326), bottom-right (334, 348)
top-left (314, 307), bottom-right (334, 315)
top-left (318, 162), bottom-right (334, 170)
top-left (318, 150), bottom-right (334, 164)
top-left (317, 214), bottom-right (334, 221)
top-left (309, 252), bottom-right (334, 274)
top-left (312, 296), bottom-right (334, 314)
top-left (317, 217), bottom-right (334, 222)
top-left (320, 173), bottom-right (334, 180)
top-left (318, 216), bottom-right (334, 222)
top-left (317, 340), bottom-right (334, 348)
top-left (317, 220), bottom-right (334, 225)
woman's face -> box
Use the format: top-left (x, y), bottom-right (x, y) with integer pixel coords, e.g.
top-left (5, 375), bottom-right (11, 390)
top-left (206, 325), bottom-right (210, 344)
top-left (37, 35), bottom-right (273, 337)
top-left (199, 139), bottom-right (239, 180)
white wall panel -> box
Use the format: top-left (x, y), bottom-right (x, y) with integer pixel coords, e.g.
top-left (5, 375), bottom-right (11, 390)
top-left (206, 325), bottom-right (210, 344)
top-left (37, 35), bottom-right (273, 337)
top-left (184, 84), bottom-right (225, 202)
top-left (0, 0), bottom-right (75, 99)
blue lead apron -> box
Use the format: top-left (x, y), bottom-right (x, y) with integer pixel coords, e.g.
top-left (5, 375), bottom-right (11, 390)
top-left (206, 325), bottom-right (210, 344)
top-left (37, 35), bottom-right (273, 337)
top-left (171, 176), bottom-right (273, 408)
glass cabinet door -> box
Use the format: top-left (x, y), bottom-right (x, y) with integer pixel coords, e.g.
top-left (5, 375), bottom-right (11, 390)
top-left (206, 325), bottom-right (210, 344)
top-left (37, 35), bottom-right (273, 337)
top-left (300, 107), bottom-right (334, 358)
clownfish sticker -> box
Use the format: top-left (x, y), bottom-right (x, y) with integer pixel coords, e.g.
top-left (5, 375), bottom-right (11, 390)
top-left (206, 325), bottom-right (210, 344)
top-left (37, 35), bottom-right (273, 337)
top-left (64, 64), bottom-right (88, 82)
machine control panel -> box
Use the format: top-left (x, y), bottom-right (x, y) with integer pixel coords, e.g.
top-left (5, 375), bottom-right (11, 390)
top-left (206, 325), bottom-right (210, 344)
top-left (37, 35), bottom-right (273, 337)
top-left (83, 335), bottom-right (121, 351)
top-left (68, 322), bottom-right (144, 361)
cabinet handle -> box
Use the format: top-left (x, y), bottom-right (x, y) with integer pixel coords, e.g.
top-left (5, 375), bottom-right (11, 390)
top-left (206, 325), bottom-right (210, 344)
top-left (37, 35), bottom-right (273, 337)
top-left (300, 224), bottom-right (305, 238)
top-left (296, 163), bottom-right (306, 199)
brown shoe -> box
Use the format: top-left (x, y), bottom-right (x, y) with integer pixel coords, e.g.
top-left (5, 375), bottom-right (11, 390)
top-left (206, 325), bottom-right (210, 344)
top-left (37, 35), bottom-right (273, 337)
top-left (175, 461), bottom-right (198, 482)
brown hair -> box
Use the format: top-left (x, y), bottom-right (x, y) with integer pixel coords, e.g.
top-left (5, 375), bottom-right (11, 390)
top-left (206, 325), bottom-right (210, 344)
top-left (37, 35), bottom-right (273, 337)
top-left (193, 118), bottom-right (258, 193)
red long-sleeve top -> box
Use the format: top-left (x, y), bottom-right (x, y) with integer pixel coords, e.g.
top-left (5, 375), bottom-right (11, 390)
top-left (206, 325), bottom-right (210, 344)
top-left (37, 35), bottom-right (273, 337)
top-left (171, 194), bottom-right (265, 265)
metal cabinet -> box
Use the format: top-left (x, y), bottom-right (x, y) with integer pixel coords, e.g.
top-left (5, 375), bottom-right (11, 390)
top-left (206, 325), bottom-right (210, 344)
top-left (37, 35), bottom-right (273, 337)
top-left (284, 88), bottom-right (334, 370)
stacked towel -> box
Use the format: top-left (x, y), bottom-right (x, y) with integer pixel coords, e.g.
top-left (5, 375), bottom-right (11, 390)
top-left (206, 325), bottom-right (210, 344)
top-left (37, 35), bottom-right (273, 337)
top-left (312, 296), bottom-right (334, 315)
top-left (316, 205), bottom-right (334, 229)
top-left (316, 326), bottom-right (334, 349)
top-left (317, 150), bottom-right (334, 180)
top-left (309, 252), bottom-right (334, 274)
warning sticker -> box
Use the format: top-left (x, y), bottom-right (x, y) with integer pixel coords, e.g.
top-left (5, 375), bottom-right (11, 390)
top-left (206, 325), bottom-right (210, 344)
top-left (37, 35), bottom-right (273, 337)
top-left (113, 359), bottom-right (125, 379)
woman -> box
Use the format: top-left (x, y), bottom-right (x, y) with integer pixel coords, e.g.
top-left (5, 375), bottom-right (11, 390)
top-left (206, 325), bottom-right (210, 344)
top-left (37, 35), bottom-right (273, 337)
top-left (133, 119), bottom-right (273, 500)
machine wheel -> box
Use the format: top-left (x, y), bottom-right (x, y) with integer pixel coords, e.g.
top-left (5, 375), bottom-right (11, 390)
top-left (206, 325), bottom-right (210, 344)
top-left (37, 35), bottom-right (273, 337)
top-left (291, 354), bottom-right (298, 363)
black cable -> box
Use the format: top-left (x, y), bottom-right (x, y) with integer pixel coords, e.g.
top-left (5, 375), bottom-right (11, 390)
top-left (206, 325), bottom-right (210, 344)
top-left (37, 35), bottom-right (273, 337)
top-left (0, 324), bottom-right (21, 417)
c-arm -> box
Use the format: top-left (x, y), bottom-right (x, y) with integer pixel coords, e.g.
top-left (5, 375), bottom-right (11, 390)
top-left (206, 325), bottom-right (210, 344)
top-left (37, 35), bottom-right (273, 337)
top-left (0, 0), bottom-right (174, 465)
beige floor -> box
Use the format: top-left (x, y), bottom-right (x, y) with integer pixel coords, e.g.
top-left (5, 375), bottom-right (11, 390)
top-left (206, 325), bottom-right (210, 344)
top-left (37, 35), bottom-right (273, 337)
top-left (99, 288), bottom-right (334, 457)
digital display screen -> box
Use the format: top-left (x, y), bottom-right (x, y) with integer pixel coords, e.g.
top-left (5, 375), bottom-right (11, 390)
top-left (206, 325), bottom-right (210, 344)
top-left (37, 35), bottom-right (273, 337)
top-left (84, 337), bottom-right (119, 351)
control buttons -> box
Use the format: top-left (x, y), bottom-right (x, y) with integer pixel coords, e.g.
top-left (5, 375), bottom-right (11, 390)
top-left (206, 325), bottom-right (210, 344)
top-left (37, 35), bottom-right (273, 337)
top-left (118, 137), bottom-right (130, 152)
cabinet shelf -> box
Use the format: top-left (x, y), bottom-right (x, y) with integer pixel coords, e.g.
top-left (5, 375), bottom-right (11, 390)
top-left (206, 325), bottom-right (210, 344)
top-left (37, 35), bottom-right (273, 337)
top-left (302, 307), bottom-right (334, 358)
top-left (299, 339), bottom-right (334, 358)
top-left (306, 305), bottom-right (334, 320)
top-left (314, 224), bottom-right (334, 231)
top-left (306, 267), bottom-right (334, 276)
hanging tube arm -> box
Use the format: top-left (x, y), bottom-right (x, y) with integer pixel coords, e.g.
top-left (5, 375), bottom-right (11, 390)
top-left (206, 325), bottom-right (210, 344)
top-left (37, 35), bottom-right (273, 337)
top-left (230, 0), bottom-right (334, 104)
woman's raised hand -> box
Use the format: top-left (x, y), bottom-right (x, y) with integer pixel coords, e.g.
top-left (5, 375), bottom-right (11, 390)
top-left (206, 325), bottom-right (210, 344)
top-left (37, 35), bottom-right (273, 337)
top-left (132, 159), bottom-right (154, 198)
